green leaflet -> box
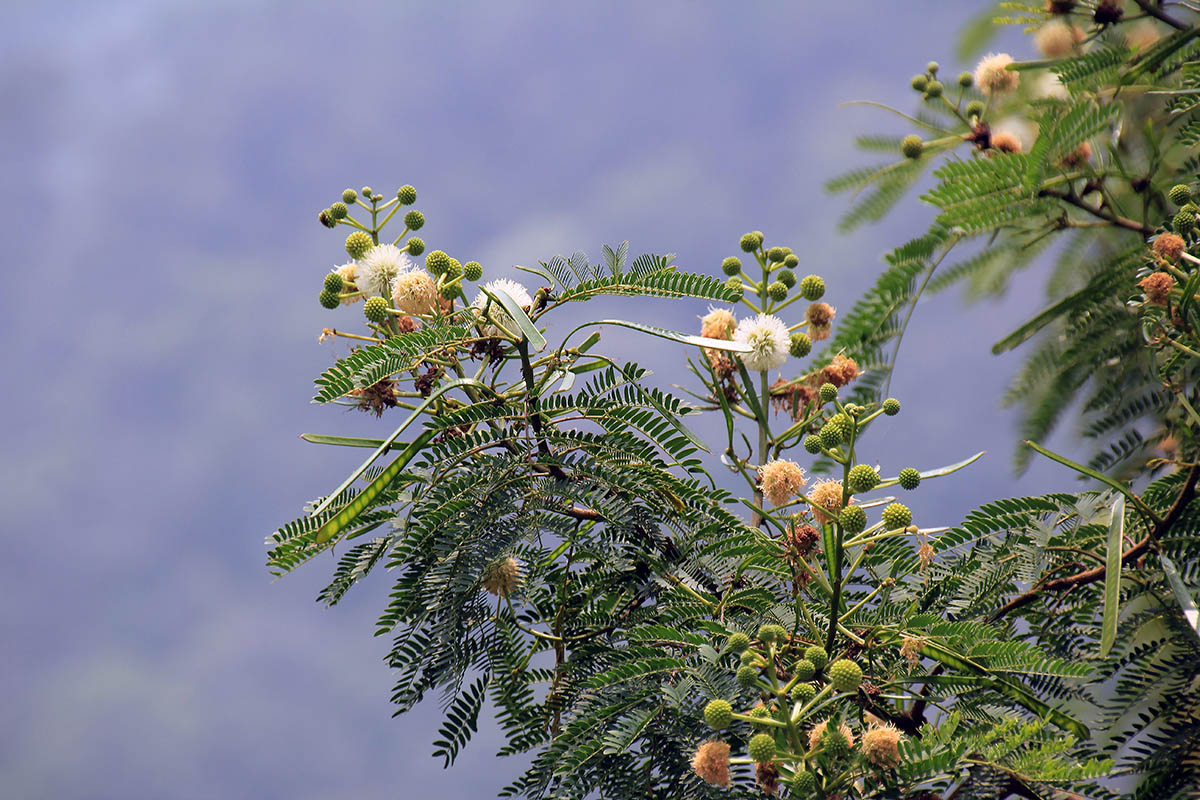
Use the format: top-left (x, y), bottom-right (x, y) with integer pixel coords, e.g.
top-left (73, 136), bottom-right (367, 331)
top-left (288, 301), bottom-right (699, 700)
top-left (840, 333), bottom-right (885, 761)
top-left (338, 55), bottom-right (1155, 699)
top-left (562, 318), bottom-right (751, 354)
top-left (1160, 552), bottom-right (1200, 644)
top-left (1099, 494), bottom-right (1125, 657)
top-left (483, 286), bottom-right (547, 351)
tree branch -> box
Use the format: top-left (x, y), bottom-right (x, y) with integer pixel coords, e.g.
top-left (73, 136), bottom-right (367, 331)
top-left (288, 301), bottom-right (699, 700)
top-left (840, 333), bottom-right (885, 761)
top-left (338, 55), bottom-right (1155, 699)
top-left (1133, 0), bottom-right (1189, 31)
top-left (1038, 187), bottom-right (1155, 237)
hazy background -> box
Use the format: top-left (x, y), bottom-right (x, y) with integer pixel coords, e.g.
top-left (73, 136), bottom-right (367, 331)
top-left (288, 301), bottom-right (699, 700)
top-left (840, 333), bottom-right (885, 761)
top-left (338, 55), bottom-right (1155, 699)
top-left (0, 3), bottom-right (1069, 798)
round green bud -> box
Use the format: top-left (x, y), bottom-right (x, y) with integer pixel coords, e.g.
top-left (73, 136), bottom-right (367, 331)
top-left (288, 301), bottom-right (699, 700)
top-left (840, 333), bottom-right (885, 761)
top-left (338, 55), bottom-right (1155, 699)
top-left (319, 289), bottom-right (340, 309)
top-left (405, 236), bottom-right (426, 256)
top-left (777, 269), bottom-right (796, 288)
top-left (404, 210), bottom-right (425, 230)
top-left (757, 623), bottom-right (787, 645)
top-left (819, 383), bottom-right (837, 404)
top-left (767, 246), bottom-right (786, 263)
top-left (839, 505), bottom-right (867, 534)
top-left (783, 253), bottom-right (800, 268)
top-left (791, 769), bottom-right (818, 794)
top-left (319, 209), bottom-right (336, 229)
top-left (740, 650), bottom-right (761, 667)
top-left (426, 250), bottom-right (452, 275)
top-left (793, 658), bottom-right (816, 682)
top-left (911, 74), bottom-right (928, 92)
top-left (803, 434), bottom-right (823, 454)
top-left (342, 188), bottom-right (358, 204)
top-left (748, 732), bottom-right (776, 763)
top-left (329, 201), bottom-right (348, 220)
top-left (1170, 184), bottom-right (1193, 206)
top-left (721, 256), bottom-right (743, 276)
top-left (725, 276), bottom-right (744, 300)
top-left (747, 705), bottom-right (772, 728)
top-left (1185, 203), bottom-right (1200, 214)
top-left (822, 725), bottom-right (851, 758)
top-left (324, 272), bottom-right (344, 293)
top-left (345, 231), bottom-right (374, 259)
top-left (898, 467), bottom-right (922, 491)
top-left (704, 699), bottom-right (733, 730)
top-left (736, 664), bottom-right (760, 688)
top-left (818, 422), bottom-right (842, 450)
top-left (901, 135), bottom-right (924, 160)
top-left (1173, 210), bottom-right (1196, 233)
top-left (790, 332), bottom-right (812, 358)
top-left (790, 681), bottom-right (816, 704)
top-left (439, 282), bottom-right (460, 300)
top-left (966, 99), bottom-right (985, 118)
top-left (882, 397), bottom-right (901, 416)
top-left (739, 231), bottom-right (763, 252)
top-left (372, 193), bottom-right (384, 202)
top-left (396, 184), bottom-right (417, 205)
top-left (799, 275), bottom-right (825, 301)
top-left (881, 502), bottom-right (912, 529)
top-left (767, 281), bottom-right (788, 302)
top-left (804, 645), bottom-right (829, 671)
top-left (363, 296), bottom-right (389, 324)
top-left (847, 464), bottom-right (881, 494)
top-left (728, 632), bottom-right (752, 653)
top-left (445, 258), bottom-right (464, 280)
top-left (828, 659), bottom-right (863, 693)
top-left (463, 261), bottom-right (483, 281)
top-left (925, 80), bottom-right (944, 98)
top-left (828, 412), bottom-right (854, 442)
top-left (926, 61), bottom-right (939, 75)
top-left (361, 185), bottom-right (373, 197)
top-left (958, 71), bottom-right (974, 88)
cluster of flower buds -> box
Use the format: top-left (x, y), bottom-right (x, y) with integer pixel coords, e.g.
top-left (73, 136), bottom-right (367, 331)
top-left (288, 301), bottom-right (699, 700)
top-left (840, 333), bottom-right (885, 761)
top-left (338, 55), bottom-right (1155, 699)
top-left (692, 626), bottom-right (904, 794)
top-left (1139, 184), bottom-right (1200, 309)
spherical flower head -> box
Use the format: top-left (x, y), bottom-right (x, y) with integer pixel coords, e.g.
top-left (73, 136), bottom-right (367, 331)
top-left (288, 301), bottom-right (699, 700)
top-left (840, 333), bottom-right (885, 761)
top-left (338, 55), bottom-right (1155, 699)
top-left (847, 464), bottom-right (881, 494)
top-left (790, 680), bottom-right (816, 704)
top-left (924, 80), bottom-right (944, 98)
top-left (691, 740), bottom-right (731, 787)
top-left (767, 281), bottom-right (788, 302)
top-left (901, 135), bottom-right (924, 159)
top-left (804, 645), bottom-right (829, 671)
top-left (790, 332), bottom-right (812, 358)
top-left (764, 246), bottom-right (783, 263)
top-left (793, 658), bottom-right (816, 681)
top-left (329, 201), bottom-right (349, 220)
top-left (345, 231), bottom-right (374, 260)
top-left (818, 383), bottom-right (838, 404)
top-left (974, 53), bottom-right (1019, 96)
top-left (734, 313), bottom-right (791, 372)
top-left (819, 354), bottom-right (862, 388)
top-left (728, 632), bottom-right (751, 653)
top-left (704, 699), bottom-right (734, 730)
top-left (828, 658), bottom-right (863, 693)
top-left (363, 295), bottom-right (390, 324)
top-left (324, 272), bottom-right (344, 293)
top-left (990, 131), bottom-right (1022, 154)
top-left (882, 397), bottom-right (901, 416)
top-left (776, 270), bottom-right (796, 290)
top-left (405, 237), bottom-right (426, 256)
top-left (798, 275), bottom-right (826, 301)
top-left (391, 268), bottom-right (438, 315)
top-left (863, 724), bottom-right (903, 768)
top-left (966, 99), bottom-right (986, 119)
top-left (1154, 233), bottom-right (1186, 263)
top-left (808, 480), bottom-right (843, 524)
top-left (1140, 272), bottom-right (1175, 306)
top-left (425, 250), bottom-right (452, 275)
top-left (359, 243), bottom-right (414, 297)
top-left (482, 556), bottom-right (521, 597)
top-left (471, 278), bottom-right (533, 337)
top-left (791, 769), bottom-right (818, 794)
top-left (958, 71), bottom-right (973, 88)
top-left (319, 289), bottom-right (340, 309)
top-left (739, 231), bottom-right (764, 252)
top-left (803, 434), bottom-right (823, 454)
top-left (808, 721), bottom-right (854, 752)
top-left (1170, 185), bottom-right (1193, 207)
top-left (898, 467), bottom-right (922, 491)
top-left (756, 623), bottom-right (788, 645)
top-left (404, 209), bottom-right (425, 231)
top-left (462, 261), bottom-right (483, 282)
top-left (818, 422), bottom-right (843, 450)
top-left (759, 459), bottom-right (807, 507)
top-left (839, 504), bottom-right (867, 534)
top-left (1035, 22), bottom-right (1083, 59)
top-left (342, 188), bottom-right (358, 204)
top-left (717, 256), bottom-right (741, 277)
top-left (740, 649), bottom-right (761, 667)
top-left (748, 732), bottom-right (775, 763)
top-left (334, 263), bottom-right (361, 304)
top-left (881, 502), bottom-right (913, 529)
top-left (445, 258), bottom-right (464, 280)
top-left (396, 184), bottom-right (417, 205)
top-left (1174, 210), bottom-right (1196, 234)
top-left (701, 307), bottom-right (736, 340)
top-left (736, 664), bottom-right (760, 688)
top-left (319, 209), bottom-right (336, 229)
top-left (806, 302), bottom-right (835, 329)
top-left (828, 412), bottom-right (854, 442)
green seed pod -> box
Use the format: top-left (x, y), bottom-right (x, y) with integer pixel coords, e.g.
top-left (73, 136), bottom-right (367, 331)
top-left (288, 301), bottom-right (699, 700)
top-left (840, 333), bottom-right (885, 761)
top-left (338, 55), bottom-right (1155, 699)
top-left (958, 71), bottom-right (973, 88)
top-left (721, 256), bottom-right (743, 276)
top-left (463, 261), bottom-right (483, 281)
top-left (790, 681), bottom-right (816, 704)
top-left (790, 332), bottom-right (812, 358)
top-left (740, 232), bottom-right (762, 252)
top-left (793, 658), bottom-right (815, 682)
top-left (925, 80), bottom-right (944, 98)
top-left (803, 434), bottom-right (823, 454)
top-left (966, 99), bottom-right (985, 118)
top-left (898, 467), bottom-right (922, 491)
top-left (767, 246), bottom-right (786, 263)
top-left (901, 135), bottom-right (924, 160)
top-left (767, 281), bottom-right (788, 302)
top-left (819, 383), bottom-right (837, 404)
top-left (778, 269), bottom-right (796, 288)
top-left (804, 645), bottom-right (829, 671)
top-left (881, 502), bottom-right (912, 529)
top-left (363, 295), bottom-right (389, 323)
top-left (911, 74), bottom-right (928, 92)
top-left (882, 397), bottom-right (901, 416)
top-left (704, 699), bottom-right (733, 730)
top-left (404, 210), bottom-right (425, 230)
top-left (319, 289), bottom-right (340, 309)
top-left (426, 250), bottom-right (452, 275)
top-left (324, 272), bottom-right (344, 293)
top-left (396, 184), bottom-right (417, 204)
top-left (1169, 184), bottom-right (1192, 207)
top-left (405, 236), bottom-right (426, 256)
top-left (748, 733), bottom-right (776, 763)
top-left (329, 201), bottom-right (348, 220)
top-left (799, 275), bottom-right (825, 301)
top-left (847, 464), bottom-right (881, 493)
top-left (839, 505), bottom-right (867, 534)
top-left (342, 188), bottom-right (358, 204)
top-left (737, 664), bottom-right (760, 688)
top-left (345, 231), bottom-right (374, 259)
top-left (728, 632), bottom-right (752, 653)
top-left (828, 658), bottom-right (863, 693)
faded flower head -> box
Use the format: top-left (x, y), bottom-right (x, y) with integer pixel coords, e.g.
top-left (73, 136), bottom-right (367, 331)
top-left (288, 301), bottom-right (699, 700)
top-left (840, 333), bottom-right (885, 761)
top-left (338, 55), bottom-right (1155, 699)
top-left (691, 740), bottom-right (731, 787)
top-left (1153, 233), bottom-right (1186, 263)
top-left (359, 243), bottom-right (414, 297)
top-left (818, 353), bottom-right (862, 388)
top-left (472, 278), bottom-right (533, 338)
top-left (700, 307), bottom-right (736, 340)
top-left (808, 479), bottom-right (844, 524)
top-left (990, 132), bottom-right (1023, 154)
top-left (918, 539), bottom-right (936, 569)
top-left (900, 636), bottom-right (924, 667)
top-left (759, 459), bottom-right (807, 507)
top-left (733, 313), bottom-right (791, 372)
top-left (974, 53), bottom-right (1019, 96)
top-left (391, 268), bottom-right (438, 315)
top-left (1034, 22), bottom-right (1083, 59)
top-left (1140, 272), bottom-right (1175, 306)
top-left (482, 556), bottom-right (522, 597)
top-left (862, 723), bottom-right (903, 769)
top-left (1060, 141), bottom-right (1092, 168)
top-left (334, 262), bottom-right (361, 304)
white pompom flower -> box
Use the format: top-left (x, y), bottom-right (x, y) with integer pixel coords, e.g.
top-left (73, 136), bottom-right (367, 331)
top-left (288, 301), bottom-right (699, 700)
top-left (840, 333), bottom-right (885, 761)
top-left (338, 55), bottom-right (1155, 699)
top-left (472, 278), bottom-right (533, 337)
top-left (391, 268), bottom-right (438, 315)
top-left (733, 313), bottom-right (790, 372)
top-left (358, 243), bottom-right (413, 297)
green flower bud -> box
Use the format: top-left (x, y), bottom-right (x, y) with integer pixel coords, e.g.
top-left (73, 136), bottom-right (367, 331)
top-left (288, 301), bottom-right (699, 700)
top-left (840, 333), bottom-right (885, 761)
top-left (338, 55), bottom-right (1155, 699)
top-left (799, 275), bottom-right (825, 301)
top-left (819, 422), bottom-right (842, 450)
top-left (790, 332), bottom-right (812, 358)
top-left (898, 467), bottom-right (922, 491)
top-left (342, 188), bottom-right (358, 204)
top-left (404, 210), bottom-right (425, 231)
top-left (704, 699), bottom-right (733, 730)
top-left (405, 236), bottom-right (426, 256)
top-left (463, 261), bottom-right (483, 281)
top-left (776, 270), bottom-right (795, 289)
top-left (725, 276), bottom-right (744, 300)
top-left (767, 281), bottom-right (788, 302)
top-left (839, 504), bottom-right (867, 533)
top-left (748, 733), bottom-right (775, 763)
top-left (1185, 203), bottom-right (1200, 214)
top-left (925, 80), bottom-right (944, 98)
top-left (728, 632), bottom-right (752, 653)
top-left (329, 201), bottom-right (348, 220)
top-left (1173, 209), bottom-right (1196, 233)
top-left (790, 681), bottom-right (816, 704)
top-left (739, 231), bottom-right (763, 252)
top-left (445, 259), bottom-right (463, 281)
top-left (757, 623), bottom-right (787, 645)
top-left (901, 135), bottom-right (924, 160)
top-left (748, 705), bottom-right (772, 729)
top-left (372, 193), bottom-right (384, 202)
top-left (319, 289), bottom-right (340, 309)
top-left (911, 74), bottom-right (928, 92)
top-left (396, 184), bottom-right (417, 205)
top-left (793, 658), bottom-right (815, 682)
top-left (966, 99), bottom-right (985, 118)
top-left (804, 645), bottom-right (829, 671)
top-left (882, 397), bottom-right (901, 416)
top-left (1170, 184), bottom-right (1193, 207)
top-left (439, 281), bottom-right (460, 300)
top-left (803, 434), bottom-right (823, 454)
top-left (740, 650), bottom-right (760, 667)
top-left (791, 770), bottom-right (818, 794)
top-left (828, 658), bottom-right (862, 693)
top-left (721, 256), bottom-right (743, 276)
top-left (363, 295), bottom-right (389, 323)
top-left (819, 383), bottom-right (837, 404)
top-left (926, 61), bottom-right (939, 75)
top-left (361, 185), bottom-right (373, 197)
top-left (827, 412), bottom-right (854, 442)
top-left (737, 664), bottom-right (760, 688)
top-left (881, 502), bottom-right (912, 529)
top-left (426, 250), bottom-right (452, 275)
top-left (847, 464), bottom-right (881, 493)
top-left (958, 71), bottom-right (973, 88)
top-left (767, 246), bottom-right (786, 263)
top-left (822, 724), bottom-right (851, 758)
top-left (324, 272), bottom-right (344, 293)
top-left (783, 253), bottom-right (800, 268)
top-left (319, 209), bottom-right (336, 229)
top-left (345, 231), bottom-right (374, 259)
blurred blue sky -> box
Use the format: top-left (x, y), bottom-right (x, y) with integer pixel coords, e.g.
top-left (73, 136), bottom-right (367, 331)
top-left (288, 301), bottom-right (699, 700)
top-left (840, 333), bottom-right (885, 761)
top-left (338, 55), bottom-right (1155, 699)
top-left (0, 2), bottom-right (1075, 798)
